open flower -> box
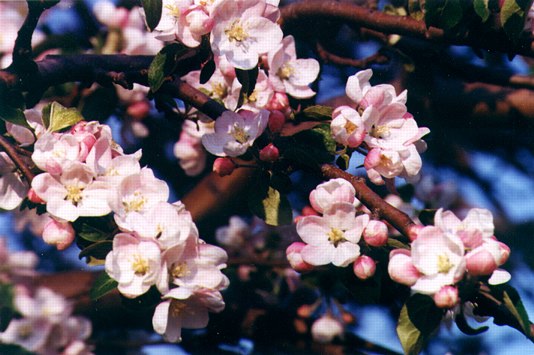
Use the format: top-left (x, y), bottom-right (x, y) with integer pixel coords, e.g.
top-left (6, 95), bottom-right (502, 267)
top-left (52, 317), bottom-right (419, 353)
top-left (202, 109), bottom-right (269, 157)
top-left (309, 178), bottom-right (358, 214)
top-left (296, 202), bottom-right (369, 267)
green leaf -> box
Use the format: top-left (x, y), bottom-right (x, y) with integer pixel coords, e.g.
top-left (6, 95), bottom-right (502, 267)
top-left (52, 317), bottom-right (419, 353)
top-left (79, 240), bottom-right (113, 261)
top-left (90, 272), bottom-right (118, 301)
top-left (75, 223), bottom-right (109, 243)
top-left (0, 344), bottom-right (34, 355)
top-left (141, 0), bottom-right (162, 31)
top-left (474, 0), bottom-right (491, 22)
top-left (0, 106), bottom-right (29, 130)
top-left (500, 0), bottom-right (534, 42)
top-left (455, 311), bottom-right (489, 335)
top-left (41, 102), bottom-right (84, 132)
top-left (418, 209), bottom-right (437, 226)
top-left (200, 57), bottom-right (216, 85)
top-left (387, 238), bottom-right (410, 249)
top-left (148, 43), bottom-right (188, 92)
top-left (302, 105), bottom-right (334, 121)
top-left (336, 153), bottom-right (350, 170)
top-left (397, 294), bottom-right (443, 355)
top-left (248, 175), bottom-right (292, 226)
top-left (495, 284), bottom-right (533, 337)
top-left (235, 67), bottom-right (259, 109)
top-left (0, 283), bottom-right (14, 332)
top-left (311, 124), bottom-right (337, 155)
top-left (425, 0), bottom-right (464, 30)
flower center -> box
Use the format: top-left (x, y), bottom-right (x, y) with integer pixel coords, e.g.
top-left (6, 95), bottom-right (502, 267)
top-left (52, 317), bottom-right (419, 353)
top-left (171, 262), bottom-right (189, 279)
top-left (225, 20), bottom-right (249, 42)
top-left (211, 82), bottom-right (228, 99)
top-left (231, 123), bottom-right (249, 144)
top-left (344, 120), bottom-right (358, 134)
top-left (277, 64), bottom-right (293, 80)
top-left (65, 185), bottom-right (84, 205)
top-left (122, 191), bottom-right (146, 213)
top-left (328, 228), bottom-right (346, 247)
top-left (370, 124), bottom-right (390, 139)
top-left (437, 254), bottom-right (453, 274)
top-left (132, 254), bottom-right (150, 276)
top-left (165, 4), bottom-right (181, 18)
top-left (17, 324), bottom-right (32, 340)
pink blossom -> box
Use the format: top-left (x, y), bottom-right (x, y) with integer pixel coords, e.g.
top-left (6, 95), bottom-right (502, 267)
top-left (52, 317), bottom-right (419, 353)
top-left (433, 285), bottom-right (459, 308)
top-left (388, 249), bottom-right (421, 286)
top-left (363, 220), bottom-right (389, 247)
top-left (353, 255), bottom-right (376, 280)
top-left (213, 157), bottom-right (236, 176)
top-left (32, 132), bottom-right (80, 175)
top-left (434, 208), bottom-right (494, 249)
top-left (330, 106), bottom-right (367, 148)
top-left (309, 178), bottom-right (358, 214)
top-left (259, 143), bottom-right (279, 162)
top-left (267, 110), bottom-right (286, 133)
top-left (311, 315), bottom-right (344, 343)
top-left (42, 219), bottom-right (76, 251)
top-left (0, 152), bottom-right (28, 210)
top-left (286, 242), bottom-right (314, 272)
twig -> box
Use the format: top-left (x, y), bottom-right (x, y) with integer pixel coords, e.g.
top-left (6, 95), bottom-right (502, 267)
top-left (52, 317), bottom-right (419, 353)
top-left (0, 135), bottom-right (35, 183)
top-left (316, 42), bottom-right (389, 68)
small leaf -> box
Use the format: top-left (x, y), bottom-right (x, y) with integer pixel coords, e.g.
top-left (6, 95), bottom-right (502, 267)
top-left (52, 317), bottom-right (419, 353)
top-left (500, 284), bottom-right (532, 337)
top-left (42, 102), bottom-right (84, 132)
top-left (500, 0), bottom-right (533, 42)
top-left (75, 223), bottom-right (109, 243)
top-left (142, 0), bottom-right (162, 31)
top-left (90, 272), bottom-right (118, 301)
top-left (302, 105), bottom-right (334, 121)
top-left (455, 311), bottom-right (489, 335)
top-left (0, 284), bottom-right (14, 332)
top-left (79, 240), bottom-right (113, 261)
top-left (425, 0), bottom-right (464, 30)
top-left (311, 124), bottom-right (337, 155)
top-left (418, 209), bottom-right (437, 226)
top-left (148, 43), bottom-right (188, 92)
top-left (387, 238), bottom-right (410, 249)
top-left (200, 57), bottom-right (216, 84)
top-left (474, 0), bottom-right (491, 22)
top-left (248, 175), bottom-right (292, 226)
top-left (336, 153), bottom-right (350, 170)
top-left (0, 85), bottom-right (30, 129)
top-left (235, 67), bottom-right (259, 108)
top-left (397, 294), bottom-right (443, 355)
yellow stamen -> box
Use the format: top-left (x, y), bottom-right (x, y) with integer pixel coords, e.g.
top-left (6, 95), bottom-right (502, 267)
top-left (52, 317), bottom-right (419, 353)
top-left (225, 20), bottom-right (249, 42)
top-left (344, 120), bottom-right (358, 134)
top-left (211, 82), bottom-right (228, 99)
top-left (132, 254), bottom-right (150, 275)
top-left (170, 300), bottom-right (187, 317)
top-left (437, 254), bottom-right (453, 274)
top-left (370, 124), bottom-right (389, 139)
top-left (122, 191), bottom-right (146, 213)
top-left (232, 124), bottom-right (249, 144)
top-left (328, 228), bottom-right (345, 247)
top-left (65, 185), bottom-right (83, 205)
top-left (171, 262), bottom-right (189, 279)
top-left (277, 64), bottom-right (293, 80)
top-left (165, 4), bottom-right (181, 18)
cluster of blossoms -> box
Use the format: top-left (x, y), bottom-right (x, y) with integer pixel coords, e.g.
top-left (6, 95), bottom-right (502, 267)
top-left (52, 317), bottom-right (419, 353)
top-left (388, 208), bottom-right (511, 308)
top-left (0, 239), bottom-right (93, 354)
top-left (331, 69), bottom-right (430, 185)
top-left (0, 108), bottom-right (229, 343)
top-left (287, 178), bottom-right (388, 280)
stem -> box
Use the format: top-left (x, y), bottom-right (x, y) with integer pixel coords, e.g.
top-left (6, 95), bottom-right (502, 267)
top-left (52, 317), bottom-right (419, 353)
top-left (0, 135), bottom-right (35, 183)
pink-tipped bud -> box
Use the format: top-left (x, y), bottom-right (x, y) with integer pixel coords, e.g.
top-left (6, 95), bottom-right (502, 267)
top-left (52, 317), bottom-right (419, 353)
top-left (388, 250), bottom-right (421, 286)
top-left (27, 188), bottom-right (44, 204)
top-left (363, 220), bottom-right (388, 247)
top-left (266, 92), bottom-right (289, 111)
top-left (259, 143), bottom-right (280, 162)
top-left (286, 242), bottom-right (314, 272)
top-left (466, 247), bottom-right (498, 276)
top-left (42, 219), bottom-right (75, 251)
top-left (353, 255), bottom-right (376, 280)
top-left (267, 110), bottom-right (286, 134)
top-left (213, 158), bottom-right (235, 177)
top-left (301, 206), bottom-right (320, 216)
top-left (127, 101), bottom-right (151, 120)
top-left (433, 286), bottom-right (459, 308)
top-left (496, 242), bottom-right (510, 266)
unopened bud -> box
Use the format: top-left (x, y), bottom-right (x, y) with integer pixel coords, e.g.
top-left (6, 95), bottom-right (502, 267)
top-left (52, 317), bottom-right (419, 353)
top-left (213, 158), bottom-right (235, 176)
top-left (286, 242), bottom-right (314, 272)
top-left (27, 188), bottom-right (44, 204)
top-left (433, 286), bottom-right (459, 308)
top-left (42, 219), bottom-right (75, 251)
top-left (267, 110), bottom-right (286, 133)
top-left (311, 315), bottom-right (344, 344)
top-left (259, 143), bottom-right (280, 162)
top-left (353, 255), bottom-right (376, 280)
top-left (266, 92), bottom-right (289, 111)
top-left (363, 220), bottom-right (388, 247)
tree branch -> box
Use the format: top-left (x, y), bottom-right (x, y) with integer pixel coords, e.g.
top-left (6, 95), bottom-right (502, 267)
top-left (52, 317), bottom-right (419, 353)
top-left (315, 42), bottom-right (390, 68)
top-left (0, 136), bottom-right (35, 183)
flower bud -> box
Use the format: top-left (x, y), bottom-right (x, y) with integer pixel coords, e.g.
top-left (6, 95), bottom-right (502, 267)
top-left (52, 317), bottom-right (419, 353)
top-left (42, 219), bottom-right (75, 251)
top-left (259, 143), bottom-right (280, 162)
top-left (27, 188), bottom-right (44, 204)
top-left (127, 101), bottom-right (151, 120)
top-left (433, 286), bottom-right (459, 308)
top-left (466, 247), bottom-right (498, 276)
top-left (353, 255), bottom-right (376, 280)
top-left (311, 315), bottom-right (344, 343)
top-left (388, 250), bottom-right (420, 286)
top-left (213, 158), bottom-right (235, 177)
top-left (267, 110), bottom-right (286, 133)
top-left (266, 92), bottom-right (289, 111)
top-left (301, 206), bottom-right (319, 216)
top-left (363, 220), bottom-right (388, 247)
top-left (496, 242), bottom-right (510, 266)
top-left (286, 242), bottom-right (314, 272)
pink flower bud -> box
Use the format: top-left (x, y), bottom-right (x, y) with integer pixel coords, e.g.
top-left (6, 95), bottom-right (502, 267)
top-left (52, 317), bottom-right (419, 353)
top-left (27, 188), bottom-right (44, 204)
top-left (496, 242), bottom-right (510, 266)
top-left (267, 110), bottom-right (286, 133)
top-left (388, 249), bottom-right (421, 286)
top-left (466, 247), bottom-right (498, 276)
top-left (259, 143), bottom-right (280, 162)
top-left (266, 92), bottom-right (289, 111)
top-left (42, 219), bottom-right (75, 251)
top-left (301, 206), bottom-right (319, 216)
top-left (213, 158), bottom-right (235, 177)
top-left (287, 242), bottom-right (314, 272)
top-left (353, 255), bottom-right (376, 280)
top-left (433, 286), bottom-right (459, 308)
top-left (363, 220), bottom-right (388, 247)
top-left (127, 101), bottom-right (151, 120)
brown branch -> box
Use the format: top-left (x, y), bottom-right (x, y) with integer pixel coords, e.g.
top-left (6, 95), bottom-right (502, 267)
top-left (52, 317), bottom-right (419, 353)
top-left (316, 42), bottom-right (389, 68)
top-left (280, 1), bottom-right (534, 58)
top-left (0, 135), bottom-right (35, 183)
top-left (320, 164), bottom-right (417, 238)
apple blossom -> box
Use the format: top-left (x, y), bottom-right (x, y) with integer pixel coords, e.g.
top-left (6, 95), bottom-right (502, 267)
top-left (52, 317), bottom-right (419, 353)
top-left (215, 215), bottom-right (250, 249)
top-left (286, 242), bottom-right (314, 272)
top-left (210, 0), bottom-right (283, 70)
top-left (42, 219), bottom-right (76, 251)
top-left (201, 109), bottom-right (269, 157)
top-left (259, 143), bottom-right (280, 162)
top-left (388, 249), bottom-right (421, 286)
top-left (309, 178), bottom-right (358, 214)
top-left (353, 255), bottom-right (376, 280)
top-left (330, 106), bottom-right (368, 148)
top-left (433, 285), bottom-right (459, 308)
top-left (311, 315), bottom-right (344, 343)
top-left (434, 208), bottom-right (494, 249)
top-left (297, 202), bottom-right (369, 267)
top-left (213, 157), bottom-right (236, 176)
top-left (0, 152), bottom-right (28, 210)
top-left (363, 220), bottom-right (389, 247)
top-left (267, 110), bottom-right (286, 133)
